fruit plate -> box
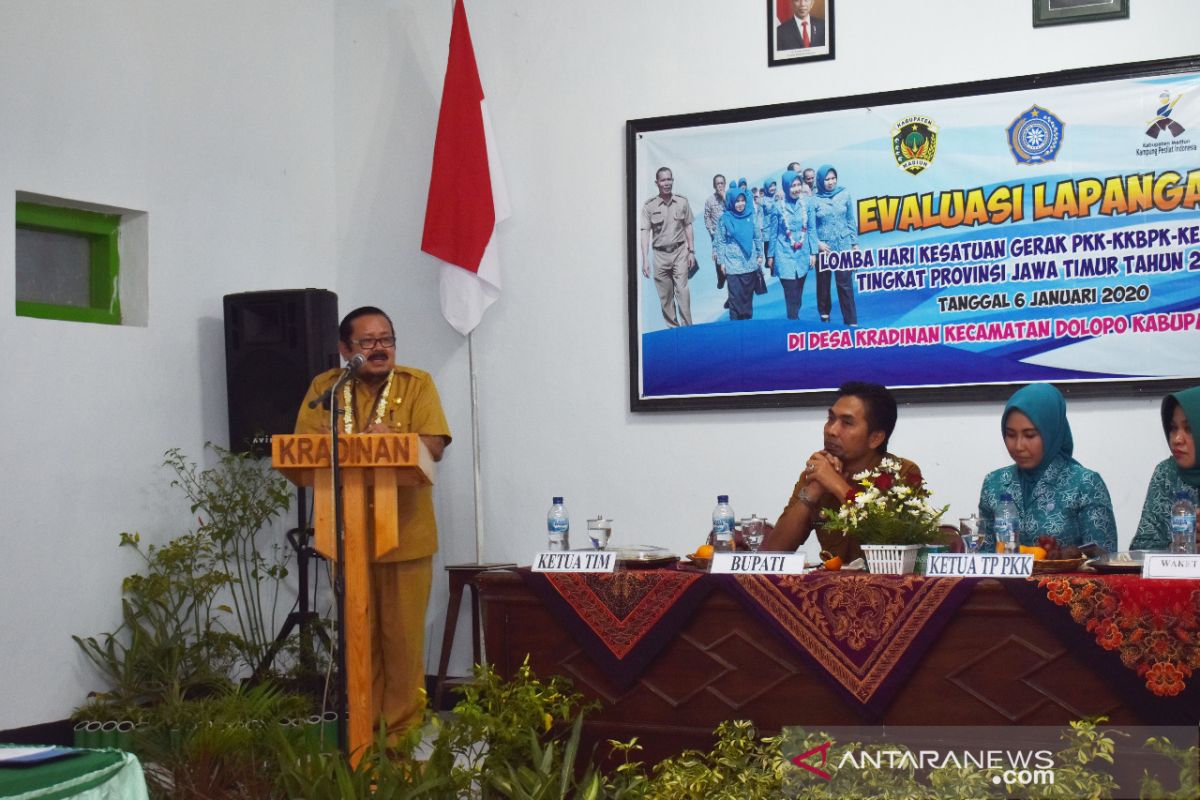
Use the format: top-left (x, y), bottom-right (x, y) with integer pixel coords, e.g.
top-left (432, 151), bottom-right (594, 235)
top-left (682, 556), bottom-right (712, 571)
top-left (1031, 556), bottom-right (1087, 574)
top-left (1088, 551), bottom-right (1152, 574)
top-left (616, 545), bottom-right (678, 569)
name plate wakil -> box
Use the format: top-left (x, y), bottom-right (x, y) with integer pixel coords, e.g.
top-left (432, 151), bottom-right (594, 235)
top-left (1143, 553), bottom-right (1200, 579)
top-left (533, 551), bottom-right (616, 573)
top-left (926, 553), bottom-right (1034, 578)
top-left (710, 552), bottom-right (808, 574)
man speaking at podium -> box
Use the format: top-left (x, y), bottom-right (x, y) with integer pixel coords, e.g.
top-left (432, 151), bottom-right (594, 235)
top-left (294, 305), bottom-right (451, 737)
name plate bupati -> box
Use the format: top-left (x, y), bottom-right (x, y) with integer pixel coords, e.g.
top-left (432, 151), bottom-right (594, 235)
top-left (710, 552), bottom-right (809, 574)
top-left (1142, 554), bottom-right (1200, 579)
top-left (926, 553), bottom-right (1034, 578)
top-left (532, 551), bottom-right (617, 573)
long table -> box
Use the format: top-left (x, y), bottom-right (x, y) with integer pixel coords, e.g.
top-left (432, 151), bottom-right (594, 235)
top-left (476, 569), bottom-right (1199, 765)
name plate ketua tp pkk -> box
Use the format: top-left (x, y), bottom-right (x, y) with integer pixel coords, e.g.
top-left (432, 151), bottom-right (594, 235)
top-left (532, 551), bottom-right (617, 573)
top-left (710, 552), bottom-right (808, 575)
top-left (925, 553), bottom-right (1034, 578)
top-left (1142, 553), bottom-right (1200, 579)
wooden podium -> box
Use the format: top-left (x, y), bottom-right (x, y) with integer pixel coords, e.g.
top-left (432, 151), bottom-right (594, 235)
top-left (272, 433), bottom-right (435, 760)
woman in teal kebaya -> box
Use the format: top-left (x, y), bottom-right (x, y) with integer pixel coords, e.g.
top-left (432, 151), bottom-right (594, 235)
top-left (1130, 386), bottom-right (1200, 550)
top-left (978, 383), bottom-right (1117, 553)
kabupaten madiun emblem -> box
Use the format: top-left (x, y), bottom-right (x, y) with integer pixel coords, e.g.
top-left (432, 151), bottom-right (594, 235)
top-left (891, 116), bottom-right (938, 175)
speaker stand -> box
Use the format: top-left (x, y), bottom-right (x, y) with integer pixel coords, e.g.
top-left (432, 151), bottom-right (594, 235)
top-left (249, 487), bottom-right (333, 688)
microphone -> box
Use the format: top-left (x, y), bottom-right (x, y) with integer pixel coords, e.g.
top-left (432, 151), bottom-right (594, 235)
top-left (308, 354), bottom-right (367, 409)
top-left (344, 353), bottom-right (367, 375)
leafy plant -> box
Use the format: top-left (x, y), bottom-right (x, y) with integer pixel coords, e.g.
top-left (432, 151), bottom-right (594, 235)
top-left (72, 529), bottom-right (237, 709)
top-left (1139, 734), bottom-right (1199, 800)
top-left (164, 444), bottom-right (294, 672)
top-left (73, 445), bottom-right (307, 711)
top-left (134, 682), bottom-right (313, 800)
top-left (486, 714), bottom-right (607, 800)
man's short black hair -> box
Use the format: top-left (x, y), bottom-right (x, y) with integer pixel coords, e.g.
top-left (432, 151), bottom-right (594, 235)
top-left (712, 173), bottom-right (726, 187)
top-left (836, 381), bottom-right (898, 450)
top-left (339, 306), bottom-right (394, 345)
top-left (655, 166), bottom-right (672, 180)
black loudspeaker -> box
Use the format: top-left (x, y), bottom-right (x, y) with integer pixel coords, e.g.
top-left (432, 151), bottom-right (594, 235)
top-left (224, 289), bottom-right (340, 453)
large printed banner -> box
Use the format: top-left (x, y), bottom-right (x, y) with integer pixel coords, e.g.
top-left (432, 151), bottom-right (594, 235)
top-left (627, 59), bottom-right (1200, 410)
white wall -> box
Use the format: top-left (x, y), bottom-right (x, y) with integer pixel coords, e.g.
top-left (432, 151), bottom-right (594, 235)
top-left (0, 0), bottom-right (338, 729)
top-left (2, 0), bottom-right (1196, 729)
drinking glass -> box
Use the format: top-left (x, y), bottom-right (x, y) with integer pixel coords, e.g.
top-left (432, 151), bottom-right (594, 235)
top-left (959, 515), bottom-right (983, 554)
top-left (587, 517), bottom-right (612, 550)
top-left (742, 517), bottom-right (765, 552)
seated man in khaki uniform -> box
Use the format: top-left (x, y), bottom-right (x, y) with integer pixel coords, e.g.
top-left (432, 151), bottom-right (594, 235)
top-left (294, 305), bottom-right (451, 737)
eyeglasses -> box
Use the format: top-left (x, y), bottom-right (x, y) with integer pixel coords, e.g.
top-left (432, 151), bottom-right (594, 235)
top-left (350, 336), bottom-right (396, 350)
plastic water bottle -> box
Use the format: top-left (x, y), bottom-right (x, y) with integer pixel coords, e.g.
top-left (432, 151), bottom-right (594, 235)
top-left (994, 492), bottom-right (1019, 555)
top-left (1170, 491), bottom-right (1197, 554)
top-left (547, 497), bottom-right (570, 551)
top-left (712, 495), bottom-right (736, 552)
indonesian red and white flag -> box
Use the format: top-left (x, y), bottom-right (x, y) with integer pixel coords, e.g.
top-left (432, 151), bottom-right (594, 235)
top-left (421, 0), bottom-right (510, 336)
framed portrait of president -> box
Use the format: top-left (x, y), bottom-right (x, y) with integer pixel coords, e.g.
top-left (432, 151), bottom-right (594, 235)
top-left (1032, 0), bottom-right (1129, 27)
top-left (768, 0), bottom-right (835, 67)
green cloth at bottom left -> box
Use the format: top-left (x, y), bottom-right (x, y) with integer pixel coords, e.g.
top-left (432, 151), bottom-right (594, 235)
top-left (0, 747), bottom-right (147, 800)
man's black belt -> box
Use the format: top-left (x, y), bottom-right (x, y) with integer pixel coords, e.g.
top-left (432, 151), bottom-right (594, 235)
top-left (654, 242), bottom-right (683, 253)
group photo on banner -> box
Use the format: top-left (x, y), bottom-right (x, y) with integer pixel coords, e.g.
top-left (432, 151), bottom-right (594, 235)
top-left (627, 57), bottom-right (1200, 409)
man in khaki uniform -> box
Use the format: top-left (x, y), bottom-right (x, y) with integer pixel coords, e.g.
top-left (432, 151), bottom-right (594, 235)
top-left (295, 305), bottom-right (451, 737)
top-left (640, 166), bottom-right (696, 327)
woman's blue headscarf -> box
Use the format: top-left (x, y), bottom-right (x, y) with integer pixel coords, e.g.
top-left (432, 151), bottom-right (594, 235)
top-left (815, 164), bottom-right (845, 199)
top-left (1003, 383), bottom-right (1074, 499)
top-left (781, 170), bottom-right (804, 205)
top-left (1162, 385), bottom-right (1200, 486)
top-left (723, 185), bottom-right (756, 258)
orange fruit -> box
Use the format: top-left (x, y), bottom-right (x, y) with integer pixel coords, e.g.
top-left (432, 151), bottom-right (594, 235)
top-left (695, 544), bottom-right (714, 559)
top-left (823, 555), bottom-right (843, 571)
top-left (1020, 545), bottom-right (1048, 561)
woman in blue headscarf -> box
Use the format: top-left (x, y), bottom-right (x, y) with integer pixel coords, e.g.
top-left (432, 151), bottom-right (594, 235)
top-left (978, 383), bottom-right (1117, 552)
top-left (812, 164), bottom-right (859, 325)
top-left (714, 184), bottom-right (764, 320)
top-left (1130, 386), bottom-right (1200, 549)
top-left (766, 170), bottom-right (816, 320)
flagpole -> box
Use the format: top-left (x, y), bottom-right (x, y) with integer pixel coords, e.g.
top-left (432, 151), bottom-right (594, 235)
top-left (468, 330), bottom-right (484, 562)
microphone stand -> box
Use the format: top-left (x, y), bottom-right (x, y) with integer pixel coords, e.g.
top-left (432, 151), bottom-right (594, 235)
top-left (328, 359), bottom-right (360, 758)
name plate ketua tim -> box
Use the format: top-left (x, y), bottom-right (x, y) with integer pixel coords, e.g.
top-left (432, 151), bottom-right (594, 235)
top-left (1142, 553), bottom-right (1200, 579)
top-left (710, 552), bottom-right (809, 574)
top-left (926, 553), bottom-right (1034, 578)
top-left (532, 551), bottom-right (616, 573)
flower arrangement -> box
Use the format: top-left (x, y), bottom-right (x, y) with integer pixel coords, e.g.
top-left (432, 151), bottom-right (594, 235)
top-left (820, 457), bottom-right (948, 546)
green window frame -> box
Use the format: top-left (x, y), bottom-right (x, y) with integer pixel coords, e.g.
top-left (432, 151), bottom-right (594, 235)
top-left (15, 201), bottom-right (122, 324)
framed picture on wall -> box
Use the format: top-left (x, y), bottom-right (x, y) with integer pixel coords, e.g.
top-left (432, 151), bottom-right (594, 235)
top-left (768, 0), bottom-right (834, 67)
top-left (626, 54), bottom-right (1200, 411)
top-left (1033, 0), bottom-right (1129, 27)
